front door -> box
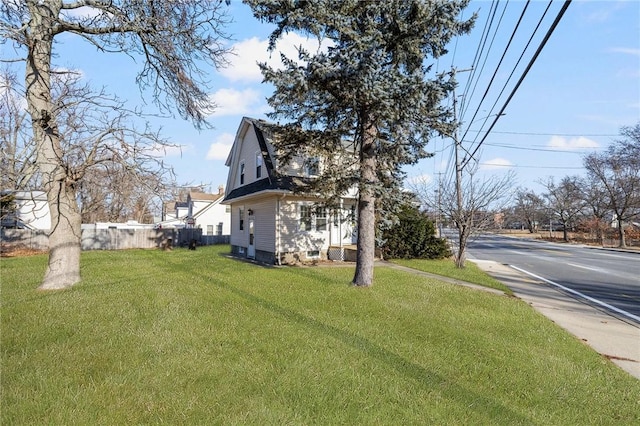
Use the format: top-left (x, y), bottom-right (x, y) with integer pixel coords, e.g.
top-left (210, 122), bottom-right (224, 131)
top-left (248, 217), bottom-right (255, 259)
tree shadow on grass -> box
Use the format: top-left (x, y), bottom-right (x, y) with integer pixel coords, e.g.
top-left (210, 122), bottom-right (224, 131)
top-left (208, 276), bottom-right (531, 423)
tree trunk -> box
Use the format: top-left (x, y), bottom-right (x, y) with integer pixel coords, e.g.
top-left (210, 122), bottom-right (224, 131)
top-left (26, 2), bottom-right (82, 290)
top-left (454, 223), bottom-right (468, 268)
top-left (618, 218), bottom-right (626, 248)
top-left (41, 181), bottom-right (82, 290)
top-left (352, 116), bottom-right (377, 287)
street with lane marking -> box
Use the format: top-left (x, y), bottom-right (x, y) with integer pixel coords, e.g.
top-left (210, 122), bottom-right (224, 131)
top-left (458, 233), bottom-right (640, 324)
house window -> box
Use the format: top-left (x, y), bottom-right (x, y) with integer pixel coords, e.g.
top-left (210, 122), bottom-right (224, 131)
top-left (207, 225), bottom-right (214, 235)
top-left (240, 162), bottom-right (245, 185)
top-left (217, 222), bottom-right (223, 235)
top-left (306, 250), bottom-right (320, 258)
top-left (304, 157), bottom-right (320, 176)
top-left (225, 205), bottom-right (231, 213)
top-left (316, 207), bottom-right (327, 231)
top-left (299, 204), bottom-right (327, 232)
top-left (239, 207), bottom-right (245, 231)
top-left (300, 205), bottom-right (312, 231)
top-left (256, 152), bottom-right (263, 179)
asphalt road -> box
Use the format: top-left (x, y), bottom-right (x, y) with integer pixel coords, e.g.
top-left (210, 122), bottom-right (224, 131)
top-left (460, 233), bottom-right (640, 324)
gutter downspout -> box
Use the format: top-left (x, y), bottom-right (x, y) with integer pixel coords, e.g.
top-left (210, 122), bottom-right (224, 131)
top-left (276, 194), bottom-right (286, 266)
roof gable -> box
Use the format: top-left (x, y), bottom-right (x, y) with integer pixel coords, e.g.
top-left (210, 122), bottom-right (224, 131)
top-left (224, 117), bottom-right (281, 201)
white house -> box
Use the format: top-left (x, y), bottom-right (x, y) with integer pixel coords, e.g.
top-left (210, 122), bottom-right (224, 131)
top-left (158, 187), bottom-right (230, 236)
top-left (222, 117), bottom-right (357, 264)
top-left (187, 189), bottom-right (230, 236)
top-left (0, 191), bottom-right (51, 230)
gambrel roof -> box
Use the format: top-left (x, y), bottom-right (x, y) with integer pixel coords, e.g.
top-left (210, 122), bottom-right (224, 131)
top-left (223, 117), bottom-right (297, 203)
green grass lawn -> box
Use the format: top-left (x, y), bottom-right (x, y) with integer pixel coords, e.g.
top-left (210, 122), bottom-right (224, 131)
top-left (390, 257), bottom-right (512, 293)
top-left (2, 246), bottom-right (638, 424)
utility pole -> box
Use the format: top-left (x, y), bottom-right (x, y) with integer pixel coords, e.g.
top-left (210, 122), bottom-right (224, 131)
top-left (451, 68), bottom-right (472, 250)
top-left (450, 67), bottom-right (472, 267)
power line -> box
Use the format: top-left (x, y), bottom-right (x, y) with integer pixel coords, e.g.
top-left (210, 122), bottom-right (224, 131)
top-left (461, 0), bottom-right (573, 171)
top-left (467, 130), bottom-right (617, 137)
top-left (479, 162), bottom-right (584, 170)
top-left (460, 0), bottom-right (507, 119)
top-left (482, 142), bottom-right (602, 153)
top-left (460, 0), bottom-right (554, 146)
top-left (461, 0), bottom-right (531, 135)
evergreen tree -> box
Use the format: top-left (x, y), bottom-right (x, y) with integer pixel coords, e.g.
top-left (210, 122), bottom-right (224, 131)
top-left (380, 204), bottom-right (451, 260)
top-left (246, 0), bottom-right (474, 286)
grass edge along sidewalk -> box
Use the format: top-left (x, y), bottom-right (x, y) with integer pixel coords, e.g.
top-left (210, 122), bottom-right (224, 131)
top-left (2, 245), bottom-right (638, 424)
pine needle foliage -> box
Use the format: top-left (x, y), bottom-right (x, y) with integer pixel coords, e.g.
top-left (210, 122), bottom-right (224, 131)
top-left (380, 203), bottom-right (451, 260)
top-left (246, 0), bottom-right (475, 285)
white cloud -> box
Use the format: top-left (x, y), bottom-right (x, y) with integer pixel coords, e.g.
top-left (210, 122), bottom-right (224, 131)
top-left (208, 88), bottom-right (264, 117)
top-left (62, 6), bottom-right (105, 19)
top-left (610, 47), bottom-right (640, 56)
top-left (547, 135), bottom-right (599, 151)
top-left (206, 133), bottom-right (234, 160)
top-left (145, 143), bottom-right (186, 158)
top-left (479, 158), bottom-right (513, 170)
top-left (221, 33), bottom-right (332, 83)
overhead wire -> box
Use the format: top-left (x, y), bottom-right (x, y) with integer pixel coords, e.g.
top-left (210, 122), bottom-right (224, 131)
top-left (460, 0), bottom-right (531, 139)
top-left (459, 0), bottom-right (501, 118)
top-left (460, 0), bottom-right (553, 148)
top-left (459, 1), bottom-right (508, 119)
top-left (461, 0), bottom-right (573, 171)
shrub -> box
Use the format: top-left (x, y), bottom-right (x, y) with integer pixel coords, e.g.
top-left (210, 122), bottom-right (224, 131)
top-left (380, 204), bottom-right (451, 259)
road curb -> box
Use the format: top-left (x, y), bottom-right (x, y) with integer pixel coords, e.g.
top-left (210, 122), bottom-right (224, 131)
top-left (469, 259), bottom-right (640, 380)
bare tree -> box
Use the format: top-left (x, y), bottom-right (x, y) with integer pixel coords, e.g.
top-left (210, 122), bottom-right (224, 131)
top-left (578, 174), bottom-right (611, 246)
top-left (440, 170), bottom-right (515, 268)
top-left (1, 1), bottom-right (231, 289)
top-left (78, 162), bottom-right (170, 224)
top-left (513, 189), bottom-right (544, 233)
top-left (584, 123), bottom-right (640, 248)
top-left (540, 176), bottom-right (585, 242)
top-left (0, 68), bottom-right (39, 192)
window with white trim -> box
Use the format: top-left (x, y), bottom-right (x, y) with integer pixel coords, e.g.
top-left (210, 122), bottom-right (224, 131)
top-left (299, 203), bottom-right (328, 232)
top-left (316, 207), bottom-right (327, 231)
top-left (304, 157), bottom-right (320, 177)
top-left (256, 151), bottom-right (263, 179)
top-left (239, 162), bottom-right (245, 185)
top-left (300, 205), bottom-right (312, 231)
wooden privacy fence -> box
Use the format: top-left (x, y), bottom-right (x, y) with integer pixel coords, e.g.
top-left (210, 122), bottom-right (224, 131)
top-left (1, 228), bottom-right (230, 252)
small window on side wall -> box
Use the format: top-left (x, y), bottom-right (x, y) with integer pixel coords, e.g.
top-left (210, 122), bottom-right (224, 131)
top-left (239, 207), bottom-right (245, 231)
top-left (256, 152), bottom-right (263, 179)
top-left (304, 157), bottom-right (320, 177)
top-left (316, 207), bottom-right (327, 231)
top-left (240, 162), bottom-right (245, 185)
top-left (300, 205), bottom-right (312, 231)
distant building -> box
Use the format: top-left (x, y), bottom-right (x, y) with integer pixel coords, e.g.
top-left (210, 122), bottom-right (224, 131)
top-left (157, 186), bottom-right (230, 236)
top-left (0, 191), bottom-right (51, 230)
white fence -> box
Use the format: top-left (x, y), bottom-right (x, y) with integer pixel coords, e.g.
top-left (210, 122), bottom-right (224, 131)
top-left (2, 228), bottom-right (175, 252)
top-left (2, 228), bottom-right (231, 253)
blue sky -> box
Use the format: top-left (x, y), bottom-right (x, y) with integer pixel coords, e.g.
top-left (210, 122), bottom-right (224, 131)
top-left (9, 1), bottom-right (640, 196)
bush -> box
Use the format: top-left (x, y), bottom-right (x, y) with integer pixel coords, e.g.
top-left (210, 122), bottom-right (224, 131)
top-left (380, 204), bottom-right (451, 259)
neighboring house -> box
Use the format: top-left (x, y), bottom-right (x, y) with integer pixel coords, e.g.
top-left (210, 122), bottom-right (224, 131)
top-left (222, 117), bottom-right (357, 264)
top-left (161, 200), bottom-right (189, 227)
top-left (0, 190), bottom-right (51, 230)
top-left (157, 187), bottom-right (230, 236)
top-left (187, 188), bottom-right (230, 236)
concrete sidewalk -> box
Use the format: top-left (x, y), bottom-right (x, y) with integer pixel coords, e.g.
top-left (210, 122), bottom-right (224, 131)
top-left (470, 259), bottom-right (640, 380)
